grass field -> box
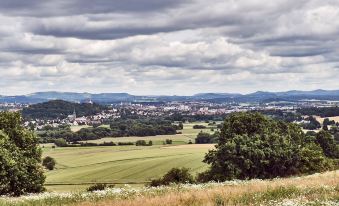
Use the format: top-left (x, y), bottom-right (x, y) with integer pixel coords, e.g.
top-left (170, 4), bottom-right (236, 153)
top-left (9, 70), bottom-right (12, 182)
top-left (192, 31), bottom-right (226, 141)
top-left (70, 125), bottom-right (92, 132)
top-left (43, 122), bottom-right (216, 192)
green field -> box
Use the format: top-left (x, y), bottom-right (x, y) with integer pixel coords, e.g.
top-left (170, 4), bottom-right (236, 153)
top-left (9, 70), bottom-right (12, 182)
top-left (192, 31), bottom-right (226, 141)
top-left (43, 122), bottom-right (217, 192)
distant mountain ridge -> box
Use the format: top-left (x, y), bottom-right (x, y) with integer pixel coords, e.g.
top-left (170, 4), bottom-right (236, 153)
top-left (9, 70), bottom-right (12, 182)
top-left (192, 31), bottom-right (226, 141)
top-left (1, 89), bottom-right (339, 104)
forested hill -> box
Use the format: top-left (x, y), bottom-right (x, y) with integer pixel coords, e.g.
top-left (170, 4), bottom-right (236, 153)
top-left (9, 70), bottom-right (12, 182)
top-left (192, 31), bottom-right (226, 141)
top-left (21, 100), bottom-right (107, 120)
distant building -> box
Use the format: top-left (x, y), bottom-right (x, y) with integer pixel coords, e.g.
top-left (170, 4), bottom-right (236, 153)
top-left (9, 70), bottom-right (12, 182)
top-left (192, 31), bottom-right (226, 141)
top-left (67, 109), bottom-right (76, 122)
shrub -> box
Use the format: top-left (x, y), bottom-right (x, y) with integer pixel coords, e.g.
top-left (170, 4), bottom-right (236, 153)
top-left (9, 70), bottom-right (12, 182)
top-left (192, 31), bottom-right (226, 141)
top-left (165, 139), bottom-right (172, 144)
top-left (42, 156), bottom-right (56, 170)
top-left (86, 183), bottom-right (114, 192)
top-left (148, 167), bottom-right (194, 187)
top-left (136, 140), bottom-right (147, 146)
top-left (118, 142), bottom-right (134, 146)
top-left (195, 132), bottom-right (218, 144)
top-left (193, 125), bottom-right (207, 129)
top-left (54, 138), bottom-right (68, 147)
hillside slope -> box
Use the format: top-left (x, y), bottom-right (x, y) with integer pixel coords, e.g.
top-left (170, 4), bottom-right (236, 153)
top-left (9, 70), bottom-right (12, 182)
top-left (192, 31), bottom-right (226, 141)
top-left (1, 170), bottom-right (338, 206)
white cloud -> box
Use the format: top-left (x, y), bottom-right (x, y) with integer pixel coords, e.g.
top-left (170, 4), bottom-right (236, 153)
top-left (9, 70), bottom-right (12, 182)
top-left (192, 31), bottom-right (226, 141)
top-left (0, 0), bottom-right (338, 95)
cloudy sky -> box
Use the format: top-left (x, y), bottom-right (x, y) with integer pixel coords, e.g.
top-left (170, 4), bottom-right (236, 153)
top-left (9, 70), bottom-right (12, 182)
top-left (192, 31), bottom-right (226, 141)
top-left (0, 0), bottom-right (338, 95)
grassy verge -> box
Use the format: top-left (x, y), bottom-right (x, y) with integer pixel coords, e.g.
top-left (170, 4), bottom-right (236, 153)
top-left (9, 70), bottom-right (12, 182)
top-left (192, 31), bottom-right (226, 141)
top-left (1, 170), bottom-right (337, 206)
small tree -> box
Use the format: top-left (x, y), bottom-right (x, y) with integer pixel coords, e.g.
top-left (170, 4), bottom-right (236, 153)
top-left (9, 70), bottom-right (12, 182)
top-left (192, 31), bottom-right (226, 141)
top-left (42, 156), bottom-right (56, 170)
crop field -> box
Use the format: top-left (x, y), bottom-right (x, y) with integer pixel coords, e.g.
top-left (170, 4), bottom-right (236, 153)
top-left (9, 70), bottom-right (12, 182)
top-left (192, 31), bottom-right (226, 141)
top-left (43, 122), bottom-right (217, 192)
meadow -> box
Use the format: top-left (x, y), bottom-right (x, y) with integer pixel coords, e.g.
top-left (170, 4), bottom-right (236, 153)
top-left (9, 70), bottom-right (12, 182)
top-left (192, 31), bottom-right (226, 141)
top-left (43, 122), bottom-right (217, 192)
top-left (1, 170), bottom-right (337, 206)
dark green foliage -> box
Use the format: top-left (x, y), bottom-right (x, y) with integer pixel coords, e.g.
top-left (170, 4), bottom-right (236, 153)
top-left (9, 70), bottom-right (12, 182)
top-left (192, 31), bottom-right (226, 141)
top-left (298, 106), bottom-right (339, 117)
top-left (0, 112), bottom-right (45, 196)
top-left (301, 116), bottom-right (321, 130)
top-left (136, 140), bottom-right (147, 146)
top-left (195, 131), bottom-right (218, 144)
top-left (86, 183), bottom-right (114, 192)
top-left (38, 118), bottom-right (178, 143)
top-left (42, 156), bottom-right (56, 170)
top-left (22, 100), bottom-right (106, 120)
top-left (178, 122), bottom-right (184, 130)
top-left (323, 118), bottom-right (336, 127)
top-left (135, 140), bottom-right (153, 146)
top-left (257, 109), bottom-right (302, 123)
top-left (165, 139), bottom-right (172, 144)
top-left (315, 131), bottom-right (339, 158)
top-left (117, 142), bottom-right (134, 146)
top-left (193, 125), bottom-right (207, 129)
top-left (53, 138), bottom-right (68, 147)
top-left (110, 118), bottom-right (177, 137)
top-left (148, 167), bottom-right (194, 187)
top-left (199, 112), bottom-right (334, 182)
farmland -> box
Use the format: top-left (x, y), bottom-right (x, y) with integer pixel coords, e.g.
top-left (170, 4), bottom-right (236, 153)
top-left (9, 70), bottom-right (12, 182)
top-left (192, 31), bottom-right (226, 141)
top-left (43, 122), bottom-right (217, 192)
top-left (314, 115), bottom-right (339, 125)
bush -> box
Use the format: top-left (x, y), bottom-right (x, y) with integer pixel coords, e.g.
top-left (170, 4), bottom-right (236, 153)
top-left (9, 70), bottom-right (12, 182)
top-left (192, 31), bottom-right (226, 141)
top-left (86, 183), bottom-right (114, 192)
top-left (165, 139), bottom-right (172, 144)
top-left (0, 112), bottom-right (45, 196)
top-left (54, 138), bottom-right (68, 147)
top-left (118, 142), bottom-right (134, 146)
top-left (195, 132), bottom-right (218, 144)
top-left (193, 125), bottom-right (207, 129)
top-left (198, 112), bottom-right (334, 182)
top-left (42, 156), bottom-right (56, 170)
top-left (148, 167), bottom-right (194, 187)
top-left (136, 140), bottom-right (147, 146)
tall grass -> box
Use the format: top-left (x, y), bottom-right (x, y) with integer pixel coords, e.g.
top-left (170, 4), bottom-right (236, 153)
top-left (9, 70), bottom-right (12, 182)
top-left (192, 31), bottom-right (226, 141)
top-left (0, 170), bottom-right (338, 206)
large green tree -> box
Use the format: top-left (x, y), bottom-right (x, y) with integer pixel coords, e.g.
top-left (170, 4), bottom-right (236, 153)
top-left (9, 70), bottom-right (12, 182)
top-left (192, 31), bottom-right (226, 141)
top-left (198, 112), bottom-right (334, 182)
top-left (0, 112), bottom-right (45, 196)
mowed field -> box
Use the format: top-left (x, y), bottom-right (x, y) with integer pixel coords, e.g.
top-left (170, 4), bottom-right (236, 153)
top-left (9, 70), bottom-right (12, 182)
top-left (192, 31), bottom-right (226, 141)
top-left (314, 115), bottom-right (339, 125)
top-left (43, 122), bottom-right (218, 192)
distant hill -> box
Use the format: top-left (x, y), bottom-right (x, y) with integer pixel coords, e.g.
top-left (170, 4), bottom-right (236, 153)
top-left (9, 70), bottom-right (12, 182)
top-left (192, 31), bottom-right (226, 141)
top-left (21, 100), bottom-right (107, 120)
top-left (1, 89), bottom-right (339, 104)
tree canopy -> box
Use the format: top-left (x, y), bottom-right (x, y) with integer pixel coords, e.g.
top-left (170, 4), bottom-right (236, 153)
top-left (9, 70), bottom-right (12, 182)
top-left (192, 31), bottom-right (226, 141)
top-left (0, 112), bottom-right (45, 196)
top-left (198, 112), bottom-right (336, 182)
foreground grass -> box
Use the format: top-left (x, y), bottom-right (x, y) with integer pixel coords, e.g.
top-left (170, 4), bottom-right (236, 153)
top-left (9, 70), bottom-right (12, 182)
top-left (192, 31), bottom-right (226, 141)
top-left (1, 170), bottom-right (337, 206)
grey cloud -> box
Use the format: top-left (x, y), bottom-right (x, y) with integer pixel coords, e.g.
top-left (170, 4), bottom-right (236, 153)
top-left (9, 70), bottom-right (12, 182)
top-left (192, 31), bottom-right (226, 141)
top-left (0, 0), bottom-right (339, 95)
top-left (0, 0), bottom-right (189, 17)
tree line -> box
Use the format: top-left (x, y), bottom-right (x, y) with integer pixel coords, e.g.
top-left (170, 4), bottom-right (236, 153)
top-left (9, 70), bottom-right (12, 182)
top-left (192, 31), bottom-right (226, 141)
top-left (39, 118), bottom-right (180, 143)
